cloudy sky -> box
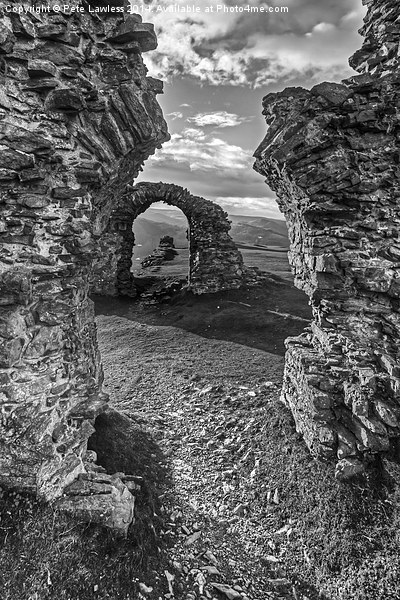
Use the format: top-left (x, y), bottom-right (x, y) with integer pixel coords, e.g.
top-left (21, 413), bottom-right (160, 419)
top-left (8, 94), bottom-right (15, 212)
top-left (135, 0), bottom-right (367, 218)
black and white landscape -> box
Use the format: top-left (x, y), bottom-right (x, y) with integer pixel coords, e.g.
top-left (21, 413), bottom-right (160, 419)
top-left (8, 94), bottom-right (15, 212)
top-left (1, 1), bottom-right (400, 600)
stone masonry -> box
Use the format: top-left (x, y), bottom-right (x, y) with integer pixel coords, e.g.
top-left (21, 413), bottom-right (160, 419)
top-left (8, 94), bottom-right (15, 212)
top-left (141, 236), bottom-right (178, 268)
top-left (254, 0), bottom-right (400, 479)
top-left (0, 0), bottom-right (169, 531)
top-left (91, 181), bottom-right (245, 296)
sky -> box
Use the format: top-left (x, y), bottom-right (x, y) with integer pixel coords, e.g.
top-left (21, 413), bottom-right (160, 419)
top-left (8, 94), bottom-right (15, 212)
top-left (135, 0), bottom-right (367, 218)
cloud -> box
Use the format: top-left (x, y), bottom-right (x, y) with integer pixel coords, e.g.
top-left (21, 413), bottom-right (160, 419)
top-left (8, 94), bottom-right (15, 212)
top-left (149, 127), bottom-right (252, 173)
top-left (135, 0), bottom-right (367, 216)
top-left (141, 0), bottom-right (366, 87)
top-left (137, 126), bottom-right (280, 216)
top-left (212, 195), bottom-right (284, 218)
top-left (187, 111), bottom-right (253, 128)
top-left (167, 111), bottom-right (183, 119)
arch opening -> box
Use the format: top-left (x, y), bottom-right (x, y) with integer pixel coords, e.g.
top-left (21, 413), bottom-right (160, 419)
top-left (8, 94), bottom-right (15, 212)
top-left (131, 202), bottom-right (190, 298)
top-left (91, 182), bottom-right (245, 298)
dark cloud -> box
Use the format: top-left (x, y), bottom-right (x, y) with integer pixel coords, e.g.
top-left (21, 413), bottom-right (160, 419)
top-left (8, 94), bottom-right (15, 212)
top-left (144, 0), bottom-right (365, 88)
top-left (220, 1), bottom-right (362, 63)
top-left (206, 0), bottom-right (362, 46)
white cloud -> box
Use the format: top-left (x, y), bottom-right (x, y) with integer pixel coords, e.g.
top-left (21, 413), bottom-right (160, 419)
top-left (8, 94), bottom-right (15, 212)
top-left (167, 111), bottom-right (183, 119)
top-left (187, 111), bottom-right (252, 128)
top-left (141, 0), bottom-right (366, 87)
top-left (135, 1), bottom-right (368, 216)
top-left (138, 125), bottom-right (282, 216)
top-left (308, 22), bottom-right (336, 35)
top-left (138, 128), bottom-right (283, 214)
top-left (212, 196), bottom-right (284, 218)
top-left (149, 127), bottom-right (253, 174)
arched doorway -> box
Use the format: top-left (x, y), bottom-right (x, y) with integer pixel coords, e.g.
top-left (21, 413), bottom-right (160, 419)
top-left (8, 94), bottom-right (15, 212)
top-left (131, 202), bottom-right (190, 293)
top-left (91, 182), bottom-right (245, 297)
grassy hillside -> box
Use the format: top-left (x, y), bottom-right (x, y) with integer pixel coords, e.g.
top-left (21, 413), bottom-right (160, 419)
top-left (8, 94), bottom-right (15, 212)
top-left (229, 214), bottom-right (288, 247)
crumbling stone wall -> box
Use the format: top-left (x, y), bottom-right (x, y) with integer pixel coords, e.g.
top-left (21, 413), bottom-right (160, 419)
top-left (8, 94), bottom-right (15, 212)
top-left (141, 235), bottom-right (178, 268)
top-left (254, 0), bottom-right (400, 479)
top-left (91, 181), bottom-right (245, 296)
top-left (0, 0), bottom-right (169, 530)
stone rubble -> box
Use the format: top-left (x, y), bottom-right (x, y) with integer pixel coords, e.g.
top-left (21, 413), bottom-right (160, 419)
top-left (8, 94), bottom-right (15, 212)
top-left (0, 0), bottom-right (169, 528)
top-left (253, 0), bottom-right (400, 478)
top-left (141, 235), bottom-right (179, 269)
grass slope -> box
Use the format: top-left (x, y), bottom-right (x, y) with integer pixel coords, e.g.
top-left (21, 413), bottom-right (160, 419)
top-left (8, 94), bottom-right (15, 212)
top-left (1, 280), bottom-right (400, 599)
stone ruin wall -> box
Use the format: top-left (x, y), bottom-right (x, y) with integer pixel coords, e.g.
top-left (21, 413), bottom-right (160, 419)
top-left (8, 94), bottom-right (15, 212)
top-left (140, 235), bottom-right (178, 268)
top-left (0, 0), bottom-right (169, 531)
top-left (91, 181), bottom-right (245, 297)
top-left (254, 0), bottom-right (400, 478)
top-left (2, 0), bottom-right (395, 541)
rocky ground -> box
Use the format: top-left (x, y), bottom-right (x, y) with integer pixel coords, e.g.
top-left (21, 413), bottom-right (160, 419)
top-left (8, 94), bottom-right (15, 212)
top-left (91, 278), bottom-right (400, 600)
top-left (1, 276), bottom-right (400, 600)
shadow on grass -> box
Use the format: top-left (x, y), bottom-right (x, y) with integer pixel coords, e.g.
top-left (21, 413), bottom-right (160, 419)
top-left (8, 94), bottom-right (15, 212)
top-left (88, 409), bottom-right (172, 562)
top-left (0, 410), bottom-right (173, 600)
top-left (93, 277), bottom-right (311, 357)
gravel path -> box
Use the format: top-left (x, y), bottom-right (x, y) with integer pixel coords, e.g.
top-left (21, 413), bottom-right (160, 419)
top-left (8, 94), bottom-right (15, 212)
top-left (94, 297), bottom-right (400, 600)
top-left (96, 314), bottom-right (310, 600)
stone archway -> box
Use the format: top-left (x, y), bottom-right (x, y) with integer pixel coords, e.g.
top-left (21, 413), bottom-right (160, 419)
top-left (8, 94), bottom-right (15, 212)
top-left (0, 1), bottom-right (169, 530)
top-left (253, 0), bottom-right (400, 479)
top-left (91, 182), bottom-right (244, 296)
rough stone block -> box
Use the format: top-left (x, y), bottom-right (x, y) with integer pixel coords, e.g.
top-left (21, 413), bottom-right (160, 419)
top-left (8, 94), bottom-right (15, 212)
top-left (46, 89), bottom-right (86, 113)
top-left (28, 59), bottom-right (57, 78)
top-left (106, 17), bottom-right (157, 52)
top-left (55, 473), bottom-right (135, 536)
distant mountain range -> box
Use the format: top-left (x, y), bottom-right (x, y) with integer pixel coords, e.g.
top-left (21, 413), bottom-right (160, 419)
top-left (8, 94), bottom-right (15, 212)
top-left (228, 215), bottom-right (288, 249)
top-left (132, 207), bottom-right (288, 262)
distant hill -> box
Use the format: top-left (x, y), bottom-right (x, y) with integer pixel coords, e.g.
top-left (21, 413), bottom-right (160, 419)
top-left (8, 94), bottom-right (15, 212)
top-left (229, 215), bottom-right (288, 249)
top-left (136, 207), bottom-right (187, 228)
top-left (132, 207), bottom-right (289, 264)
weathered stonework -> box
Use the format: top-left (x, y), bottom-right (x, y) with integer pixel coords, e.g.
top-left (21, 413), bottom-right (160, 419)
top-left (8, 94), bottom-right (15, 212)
top-left (0, 0), bottom-right (169, 530)
top-left (254, 0), bottom-right (400, 478)
top-left (91, 181), bottom-right (245, 296)
top-left (141, 235), bottom-right (178, 268)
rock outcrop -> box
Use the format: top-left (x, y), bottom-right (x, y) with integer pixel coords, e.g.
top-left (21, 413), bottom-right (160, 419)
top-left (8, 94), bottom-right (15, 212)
top-left (141, 235), bottom-right (178, 268)
top-left (0, 0), bottom-right (169, 530)
top-left (254, 0), bottom-right (400, 478)
top-left (91, 181), bottom-right (245, 296)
